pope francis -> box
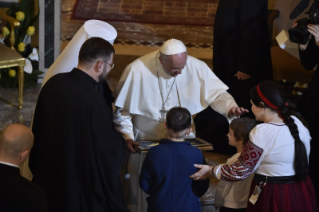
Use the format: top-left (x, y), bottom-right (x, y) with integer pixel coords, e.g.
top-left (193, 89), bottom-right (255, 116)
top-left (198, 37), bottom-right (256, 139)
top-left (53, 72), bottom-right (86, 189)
top-left (113, 39), bottom-right (248, 212)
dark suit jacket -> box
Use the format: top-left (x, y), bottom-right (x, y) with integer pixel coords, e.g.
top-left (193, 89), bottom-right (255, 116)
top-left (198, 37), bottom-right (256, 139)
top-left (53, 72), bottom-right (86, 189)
top-left (0, 163), bottom-right (48, 212)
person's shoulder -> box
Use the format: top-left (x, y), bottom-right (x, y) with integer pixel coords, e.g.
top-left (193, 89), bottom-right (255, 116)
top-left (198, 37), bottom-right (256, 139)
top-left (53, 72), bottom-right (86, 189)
top-left (185, 55), bottom-right (212, 77)
top-left (17, 175), bottom-right (46, 196)
top-left (44, 72), bottom-right (70, 85)
top-left (41, 72), bottom-right (72, 93)
top-left (183, 143), bottom-right (203, 157)
top-left (128, 51), bottom-right (157, 69)
top-left (291, 116), bottom-right (311, 139)
top-left (148, 139), bottom-right (177, 155)
top-left (249, 124), bottom-right (265, 140)
top-left (186, 55), bottom-right (208, 67)
top-left (187, 143), bottom-right (202, 152)
top-left (250, 123), bottom-right (273, 134)
top-left (249, 123), bottom-right (282, 147)
top-left (291, 115), bottom-right (304, 126)
top-left (149, 140), bottom-right (168, 152)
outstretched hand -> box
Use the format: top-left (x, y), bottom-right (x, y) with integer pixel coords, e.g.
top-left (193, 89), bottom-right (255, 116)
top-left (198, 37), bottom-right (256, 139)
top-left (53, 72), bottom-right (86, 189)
top-left (189, 164), bottom-right (212, 180)
top-left (125, 139), bottom-right (139, 154)
top-left (228, 107), bottom-right (249, 117)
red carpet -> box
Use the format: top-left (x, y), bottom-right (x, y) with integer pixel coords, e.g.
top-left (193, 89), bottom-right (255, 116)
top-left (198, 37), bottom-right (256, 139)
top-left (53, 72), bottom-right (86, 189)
top-left (72, 0), bottom-right (218, 26)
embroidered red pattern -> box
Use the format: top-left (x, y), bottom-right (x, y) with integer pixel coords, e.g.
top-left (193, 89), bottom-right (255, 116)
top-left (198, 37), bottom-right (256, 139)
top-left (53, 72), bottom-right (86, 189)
top-left (220, 141), bottom-right (263, 181)
top-left (238, 141), bottom-right (263, 168)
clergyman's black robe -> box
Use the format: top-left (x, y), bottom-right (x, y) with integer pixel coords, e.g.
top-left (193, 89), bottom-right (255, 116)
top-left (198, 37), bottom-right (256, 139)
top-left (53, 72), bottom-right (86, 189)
top-left (29, 68), bottom-right (129, 212)
top-left (213, 0), bottom-right (273, 115)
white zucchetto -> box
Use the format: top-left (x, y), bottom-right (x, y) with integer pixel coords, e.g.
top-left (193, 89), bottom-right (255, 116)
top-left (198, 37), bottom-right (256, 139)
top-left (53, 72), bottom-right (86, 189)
top-left (159, 39), bottom-right (187, 55)
top-left (41, 20), bottom-right (117, 86)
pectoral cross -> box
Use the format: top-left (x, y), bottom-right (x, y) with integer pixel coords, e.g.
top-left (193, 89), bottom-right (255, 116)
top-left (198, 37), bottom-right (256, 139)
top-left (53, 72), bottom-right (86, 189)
top-left (159, 105), bottom-right (168, 122)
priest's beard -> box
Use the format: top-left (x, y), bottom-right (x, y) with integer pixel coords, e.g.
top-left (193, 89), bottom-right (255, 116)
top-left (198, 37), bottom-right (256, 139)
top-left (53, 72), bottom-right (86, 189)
top-left (98, 65), bottom-right (107, 82)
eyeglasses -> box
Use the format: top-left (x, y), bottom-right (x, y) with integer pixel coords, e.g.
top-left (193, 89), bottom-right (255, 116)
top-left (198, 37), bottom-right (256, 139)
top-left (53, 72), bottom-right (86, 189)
top-left (102, 60), bottom-right (115, 70)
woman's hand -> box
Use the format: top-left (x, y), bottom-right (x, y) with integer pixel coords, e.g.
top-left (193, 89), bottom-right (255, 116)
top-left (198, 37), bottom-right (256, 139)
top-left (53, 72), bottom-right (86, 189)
top-left (292, 19), bottom-right (300, 28)
top-left (308, 24), bottom-right (319, 47)
top-left (189, 164), bottom-right (213, 180)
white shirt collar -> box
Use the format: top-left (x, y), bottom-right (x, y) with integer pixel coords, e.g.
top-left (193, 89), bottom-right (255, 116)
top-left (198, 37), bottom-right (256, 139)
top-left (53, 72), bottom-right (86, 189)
top-left (0, 161), bottom-right (19, 168)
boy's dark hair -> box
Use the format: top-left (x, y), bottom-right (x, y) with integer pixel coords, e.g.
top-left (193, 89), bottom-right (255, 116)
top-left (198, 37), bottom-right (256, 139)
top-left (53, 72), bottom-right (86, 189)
top-left (229, 117), bottom-right (257, 146)
top-left (78, 37), bottom-right (115, 66)
top-left (166, 107), bottom-right (191, 132)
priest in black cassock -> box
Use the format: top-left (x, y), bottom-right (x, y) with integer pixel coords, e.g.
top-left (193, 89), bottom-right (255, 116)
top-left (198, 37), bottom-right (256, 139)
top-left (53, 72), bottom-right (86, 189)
top-left (29, 37), bottom-right (129, 212)
top-left (212, 0), bottom-right (273, 117)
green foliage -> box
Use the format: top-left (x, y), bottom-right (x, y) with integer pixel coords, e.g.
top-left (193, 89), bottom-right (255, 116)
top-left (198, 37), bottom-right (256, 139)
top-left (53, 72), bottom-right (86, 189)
top-left (0, 66), bottom-right (43, 89)
top-left (0, 0), bottom-right (41, 89)
top-left (6, 0), bottom-right (39, 49)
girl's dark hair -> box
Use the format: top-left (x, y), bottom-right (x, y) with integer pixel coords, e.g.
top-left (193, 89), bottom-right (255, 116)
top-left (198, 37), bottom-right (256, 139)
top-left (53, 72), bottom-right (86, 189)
top-left (250, 81), bottom-right (308, 181)
top-left (229, 117), bottom-right (257, 146)
top-left (166, 107), bottom-right (191, 132)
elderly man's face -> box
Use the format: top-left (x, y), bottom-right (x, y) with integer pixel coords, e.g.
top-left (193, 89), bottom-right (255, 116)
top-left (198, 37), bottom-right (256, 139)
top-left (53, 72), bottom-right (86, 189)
top-left (159, 52), bottom-right (187, 77)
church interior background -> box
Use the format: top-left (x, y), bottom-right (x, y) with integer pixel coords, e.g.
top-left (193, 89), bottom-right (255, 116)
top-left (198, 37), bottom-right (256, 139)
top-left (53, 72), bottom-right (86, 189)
top-left (0, 0), bottom-right (302, 211)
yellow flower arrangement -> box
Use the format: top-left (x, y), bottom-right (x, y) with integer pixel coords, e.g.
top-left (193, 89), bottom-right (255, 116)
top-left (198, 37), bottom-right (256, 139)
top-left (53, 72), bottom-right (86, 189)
top-left (15, 11), bottom-right (25, 21)
top-left (27, 26), bottom-right (35, 36)
top-left (18, 42), bottom-right (25, 52)
top-left (0, 0), bottom-right (43, 89)
top-left (2, 27), bottom-right (10, 36)
top-left (8, 69), bottom-right (16, 77)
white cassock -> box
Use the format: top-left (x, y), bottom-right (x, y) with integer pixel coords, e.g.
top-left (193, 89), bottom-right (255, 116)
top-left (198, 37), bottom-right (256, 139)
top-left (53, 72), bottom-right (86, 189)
top-left (113, 49), bottom-right (238, 212)
top-left (21, 20), bottom-right (117, 180)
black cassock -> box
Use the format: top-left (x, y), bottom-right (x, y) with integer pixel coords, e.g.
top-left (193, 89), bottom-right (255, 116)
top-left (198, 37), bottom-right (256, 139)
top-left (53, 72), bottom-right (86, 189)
top-left (195, 0), bottom-right (272, 153)
top-left (213, 0), bottom-right (272, 115)
top-left (29, 68), bottom-right (129, 212)
top-left (298, 36), bottom-right (319, 205)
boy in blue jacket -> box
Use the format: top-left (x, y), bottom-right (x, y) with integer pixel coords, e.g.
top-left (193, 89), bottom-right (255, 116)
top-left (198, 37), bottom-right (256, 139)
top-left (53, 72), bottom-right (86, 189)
top-left (139, 107), bottom-right (209, 212)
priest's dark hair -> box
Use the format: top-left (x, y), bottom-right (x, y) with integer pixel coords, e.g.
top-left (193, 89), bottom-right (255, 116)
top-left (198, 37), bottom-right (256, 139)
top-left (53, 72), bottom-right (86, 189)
top-left (229, 117), bottom-right (257, 146)
top-left (78, 37), bottom-right (115, 67)
top-left (166, 107), bottom-right (191, 132)
top-left (250, 81), bottom-right (308, 181)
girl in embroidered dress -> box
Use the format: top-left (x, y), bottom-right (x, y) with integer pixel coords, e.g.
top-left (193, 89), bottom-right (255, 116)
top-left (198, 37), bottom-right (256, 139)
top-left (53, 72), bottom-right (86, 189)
top-left (190, 81), bottom-right (318, 212)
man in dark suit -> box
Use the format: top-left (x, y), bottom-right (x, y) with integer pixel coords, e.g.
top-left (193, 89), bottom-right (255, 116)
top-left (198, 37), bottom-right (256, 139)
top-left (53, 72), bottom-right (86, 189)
top-left (0, 124), bottom-right (48, 212)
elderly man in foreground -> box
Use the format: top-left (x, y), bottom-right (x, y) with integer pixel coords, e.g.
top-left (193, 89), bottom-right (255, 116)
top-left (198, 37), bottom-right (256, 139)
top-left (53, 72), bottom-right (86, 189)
top-left (113, 38), bottom-right (248, 212)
